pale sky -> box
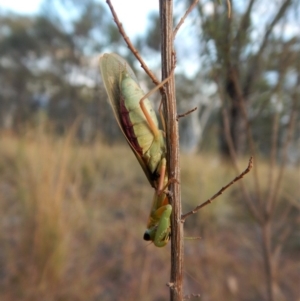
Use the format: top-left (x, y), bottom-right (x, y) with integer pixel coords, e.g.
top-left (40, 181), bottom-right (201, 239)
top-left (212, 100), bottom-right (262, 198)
top-left (0, 0), bottom-right (41, 14)
top-left (0, 0), bottom-right (201, 75)
top-left (0, 0), bottom-right (158, 38)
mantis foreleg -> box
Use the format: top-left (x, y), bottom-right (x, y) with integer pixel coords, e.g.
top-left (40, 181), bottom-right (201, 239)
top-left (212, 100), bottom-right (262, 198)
top-left (144, 200), bottom-right (172, 247)
top-left (153, 204), bottom-right (172, 247)
top-left (139, 70), bottom-right (175, 138)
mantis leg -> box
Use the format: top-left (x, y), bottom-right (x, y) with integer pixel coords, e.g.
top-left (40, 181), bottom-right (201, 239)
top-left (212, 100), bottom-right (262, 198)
top-left (158, 99), bottom-right (166, 133)
top-left (153, 204), bottom-right (172, 247)
top-left (144, 202), bottom-right (172, 248)
top-left (156, 158), bottom-right (179, 195)
top-left (139, 70), bottom-right (175, 138)
top-left (157, 158), bottom-right (167, 193)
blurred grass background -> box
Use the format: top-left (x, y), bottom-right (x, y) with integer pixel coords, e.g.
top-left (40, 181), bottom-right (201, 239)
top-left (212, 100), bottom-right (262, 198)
top-left (0, 129), bottom-right (299, 301)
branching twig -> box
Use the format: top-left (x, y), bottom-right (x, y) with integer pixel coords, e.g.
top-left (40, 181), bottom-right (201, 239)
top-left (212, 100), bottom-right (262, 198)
top-left (106, 0), bottom-right (160, 86)
top-left (181, 157), bottom-right (253, 222)
top-left (177, 107), bottom-right (197, 120)
top-left (173, 0), bottom-right (199, 38)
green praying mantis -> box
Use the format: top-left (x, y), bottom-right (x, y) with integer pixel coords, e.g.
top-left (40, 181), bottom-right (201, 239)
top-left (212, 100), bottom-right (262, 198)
top-left (99, 53), bottom-right (172, 247)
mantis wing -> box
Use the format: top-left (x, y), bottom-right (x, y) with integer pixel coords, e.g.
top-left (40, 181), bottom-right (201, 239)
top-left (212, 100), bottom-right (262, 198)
top-left (99, 53), bottom-right (158, 187)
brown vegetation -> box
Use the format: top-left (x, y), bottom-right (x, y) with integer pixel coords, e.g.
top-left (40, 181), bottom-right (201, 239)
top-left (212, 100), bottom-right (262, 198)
top-left (0, 130), bottom-right (299, 301)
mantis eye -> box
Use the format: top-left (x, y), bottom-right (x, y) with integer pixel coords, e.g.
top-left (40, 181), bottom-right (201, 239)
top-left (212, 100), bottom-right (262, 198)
top-left (143, 232), bottom-right (151, 241)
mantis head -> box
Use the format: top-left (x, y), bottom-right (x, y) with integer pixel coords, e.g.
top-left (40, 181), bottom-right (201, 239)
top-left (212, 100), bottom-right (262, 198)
top-left (143, 204), bottom-right (172, 247)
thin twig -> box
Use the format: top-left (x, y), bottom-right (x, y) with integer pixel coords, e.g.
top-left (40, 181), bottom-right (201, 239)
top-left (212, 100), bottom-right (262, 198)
top-left (269, 96), bottom-right (297, 215)
top-left (265, 94), bottom-right (280, 215)
top-left (173, 0), bottom-right (199, 38)
top-left (230, 69), bottom-right (263, 203)
top-left (261, 222), bottom-right (274, 301)
top-left (184, 236), bottom-right (201, 241)
top-left (226, 0), bottom-right (232, 18)
top-left (218, 79), bottom-right (263, 223)
top-left (106, 0), bottom-right (160, 86)
top-left (183, 293), bottom-right (201, 300)
top-left (177, 107), bottom-right (197, 120)
top-left (181, 157), bottom-right (253, 222)
top-left (283, 192), bottom-right (300, 210)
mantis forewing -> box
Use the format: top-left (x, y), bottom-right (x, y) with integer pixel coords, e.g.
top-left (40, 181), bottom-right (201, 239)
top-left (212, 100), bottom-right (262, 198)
top-left (99, 53), bottom-right (171, 247)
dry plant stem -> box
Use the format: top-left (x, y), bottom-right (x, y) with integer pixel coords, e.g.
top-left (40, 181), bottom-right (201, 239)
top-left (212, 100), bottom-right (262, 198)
top-left (105, 0), bottom-right (160, 86)
top-left (216, 74), bottom-right (260, 221)
top-left (265, 102), bottom-right (280, 214)
top-left (177, 107), bottom-right (197, 120)
top-left (181, 156), bottom-right (253, 221)
top-left (265, 67), bottom-right (291, 214)
top-left (262, 221), bottom-right (274, 301)
top-left (226, 0), bottom-right (232, 18)
top-left (183, 293), bottom-right (201, 300)
top-left (55, 117), bottom-right (82, 200)
top-left (229, 70), bottom-right (263, 205)
top-left (261, 93), bottom-right (297, 291)
top-left (220, 92), bottom-right (263, 223)
top-left (225, 71), bottom-right (298, 301)
top-left (269, 97), bottom-right (297, 214)
top-left (173, 0), bottom-right (199, 38)
top-left (283, 192), bottom-right (300, 210)
top-left (159, 1), bottom-right (183, 301)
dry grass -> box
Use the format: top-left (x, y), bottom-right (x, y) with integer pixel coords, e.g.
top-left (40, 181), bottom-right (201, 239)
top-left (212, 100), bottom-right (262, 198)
top-left (0, 130), bottom-right (299, 301)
